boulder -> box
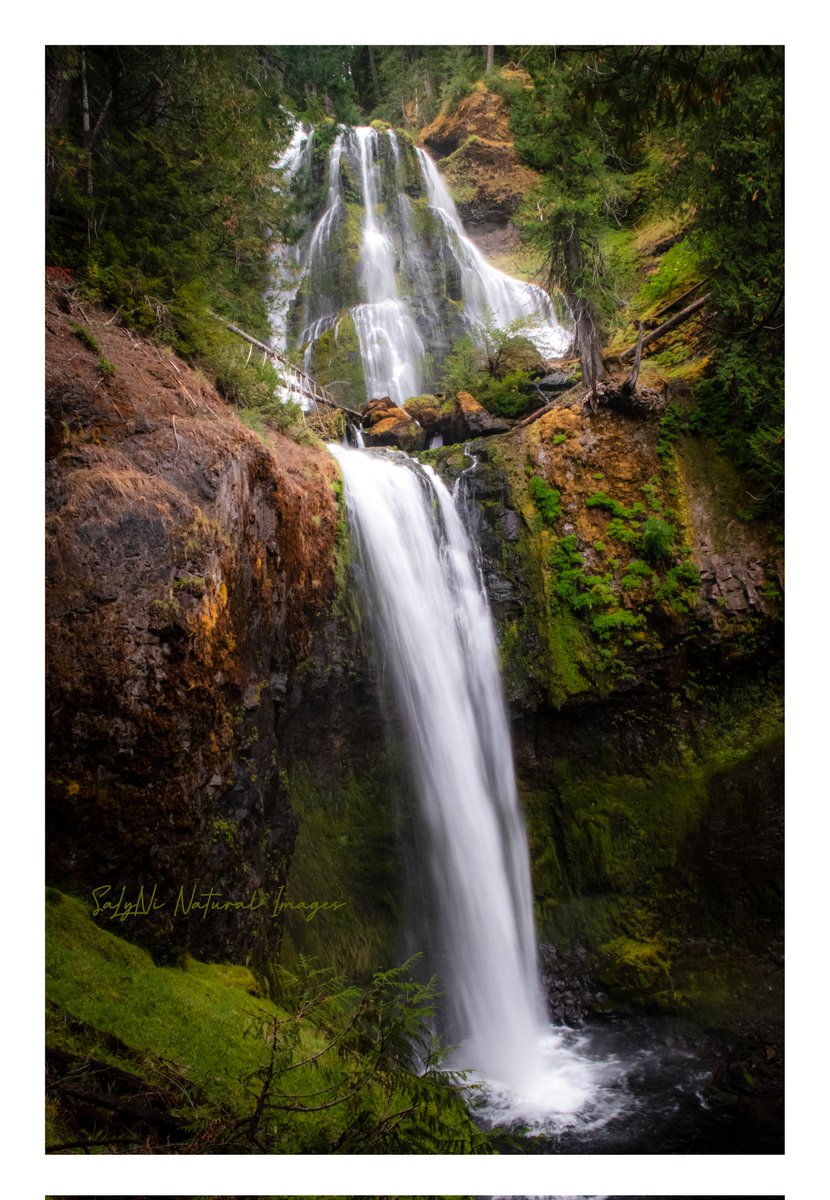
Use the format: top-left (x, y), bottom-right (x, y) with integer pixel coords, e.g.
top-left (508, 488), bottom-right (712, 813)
top-left (455, 391), bottom-right (510, 437)
top-left (362, 397), bottom-right (425, 452)
top-left (537, 370), bottom-right (579, 392)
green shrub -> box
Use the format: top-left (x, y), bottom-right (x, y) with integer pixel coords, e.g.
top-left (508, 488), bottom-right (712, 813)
top-left (70, 322), bottom-right (100, 353)
top-left (481, 370), bottom-right (534, 418)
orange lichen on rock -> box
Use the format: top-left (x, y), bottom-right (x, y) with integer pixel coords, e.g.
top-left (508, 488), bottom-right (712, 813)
top-left (45, 274), bottom-right (341, 963)
top-left (420, 82), bottom-right (540, 230)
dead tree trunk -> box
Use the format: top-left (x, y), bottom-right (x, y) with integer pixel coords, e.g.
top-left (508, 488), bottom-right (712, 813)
top-left (625, 322), bottom-right (644, 392)
top-left (619, 294), bottom-right (710, 360)
top-left (80, 49), bottom-right (93, 197)
top-left (46, 47), bottom-right (73, 220)
top-left (563, 226), bottom-right (607, 394)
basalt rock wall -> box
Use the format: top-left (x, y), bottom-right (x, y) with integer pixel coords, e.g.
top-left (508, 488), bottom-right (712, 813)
top-left (45, 278), bottom-right (341, 967)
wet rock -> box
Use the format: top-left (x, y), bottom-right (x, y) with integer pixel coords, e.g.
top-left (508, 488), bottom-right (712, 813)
top-left (537, 370), bottom-right (578, 391)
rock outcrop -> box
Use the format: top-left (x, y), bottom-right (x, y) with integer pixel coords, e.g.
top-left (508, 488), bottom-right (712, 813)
top-left (361, 397), bottom-right (425, 451)
top-left (45, 278), bottom-right (340, 964)
top-left (420, 80), bottom-right (541, 232)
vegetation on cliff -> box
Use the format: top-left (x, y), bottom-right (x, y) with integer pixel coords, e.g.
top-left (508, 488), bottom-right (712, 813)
top-left (500, 47), bottom-right (783, 511)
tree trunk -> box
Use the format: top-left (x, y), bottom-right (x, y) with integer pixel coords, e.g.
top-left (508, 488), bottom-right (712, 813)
top-left (46, 48), bottom-right (74, 221)
top-left (625, 323), bottom-right (644, 391)
top-left (563, 225), bottom-right (606, 392)
top-left (486, 45), bottom-right (495, 72)
top-left (367, 45), bottom-right (380, 100)
top-left (81, 49), bottom-right (93, 196)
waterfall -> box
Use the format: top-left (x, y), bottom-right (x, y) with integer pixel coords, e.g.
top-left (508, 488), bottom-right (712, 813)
top-left (330, 444), bottom-right (544, 1089)
top-left (416, 148), bottom-right (572, 359)
top-left (330, 445), bottom-right (635, 1130)
top-left (272, 123), bottom-right (571, 406)
top-left (351, 128), bottom-right (425, 403)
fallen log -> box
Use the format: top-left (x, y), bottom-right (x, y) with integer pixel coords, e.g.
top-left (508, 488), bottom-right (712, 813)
top-left (215, 317), bottom-right (363, 420)
top-left (619, 293), bottom-right (710, 361)
top-left (649, 277), bottom-right (708, 324)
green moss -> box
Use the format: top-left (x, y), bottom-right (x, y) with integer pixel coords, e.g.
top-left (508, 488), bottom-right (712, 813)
top-left (45, 890), bottom-right (486, 1152)
top-left (211, 816), bottom-right (241, 851)
top-left (631, 238), bottom-right (703, 318)
top-left (528, 475), bottom-right (562, 525)
top-left (405, 393), bottom-right (456, 419)
top-left (522, 678), bottom-right (783, 984)
top-left (46, 890), bottom-right (282, 1117)
top-left (597, 935), bottom-right (680, 1009)
top-left (279, 763), bottom-right (401, 979)
top-left (305, 312), bottom-right (366, 405)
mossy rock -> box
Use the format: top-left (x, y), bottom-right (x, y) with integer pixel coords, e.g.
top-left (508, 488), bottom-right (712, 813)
top-left (305, 312), bottom-right (367, 405)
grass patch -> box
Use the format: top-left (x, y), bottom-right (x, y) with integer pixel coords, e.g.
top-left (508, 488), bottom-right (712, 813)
top-left (70, 322), bottom-right (101, 353)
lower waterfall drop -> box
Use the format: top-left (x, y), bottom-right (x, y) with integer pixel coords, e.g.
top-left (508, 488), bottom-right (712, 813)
top-left (330, 444), bottom-right (630, 1132)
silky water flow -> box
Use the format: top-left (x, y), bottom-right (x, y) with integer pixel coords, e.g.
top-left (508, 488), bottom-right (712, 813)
top-left (329, 445), bottom-right (637, 1135)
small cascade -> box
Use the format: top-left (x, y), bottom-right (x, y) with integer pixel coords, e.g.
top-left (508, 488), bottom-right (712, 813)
top-left (268, 122), bottom-right (315, 351)
top-left (416, 148), bottom-right (571, 359)
top-left (297, 133), bottom-right (345, 349)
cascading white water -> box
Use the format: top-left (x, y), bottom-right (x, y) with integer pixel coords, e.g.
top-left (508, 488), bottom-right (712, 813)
top-left (330, 444), bottom-right (637, 1130)
top-left (330, 443), bottom-right (542, 1089)
top-left (272, 122), bottom-right (572, 407)
top-left (351, 128), bottom-right (425, 403)
top-left (269, 123), bottom-right (315, 351)
top-left (416, 147), bottom-right (572, 359)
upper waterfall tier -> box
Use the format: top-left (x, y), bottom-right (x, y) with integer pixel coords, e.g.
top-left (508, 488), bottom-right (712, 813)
top-left (271, 123), bottom-right (572, 406)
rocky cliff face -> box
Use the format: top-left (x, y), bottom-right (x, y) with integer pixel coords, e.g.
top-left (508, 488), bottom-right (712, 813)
top-left (422, 395), bottom-right (782, 1072)
top-left (45, 277), bottom-right (340, 965)
top-left (420, 77), bottom-right (541, 235)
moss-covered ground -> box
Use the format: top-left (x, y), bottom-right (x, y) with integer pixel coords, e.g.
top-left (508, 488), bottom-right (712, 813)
top-left (45, 889), bottom-right (486, 1153)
